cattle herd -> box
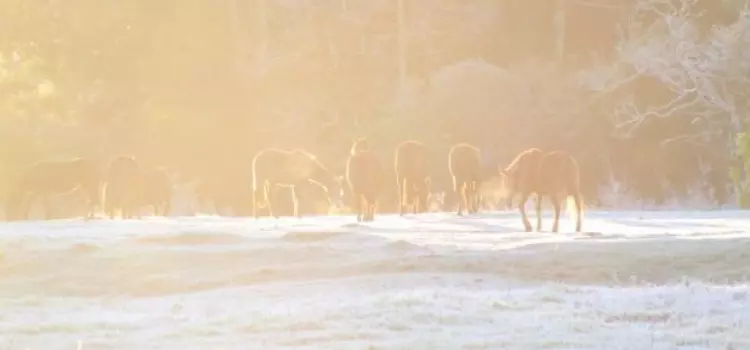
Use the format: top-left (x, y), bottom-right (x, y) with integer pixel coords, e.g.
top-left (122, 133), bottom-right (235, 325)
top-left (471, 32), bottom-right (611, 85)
top-left (3, 139), bottom-right (583, 233)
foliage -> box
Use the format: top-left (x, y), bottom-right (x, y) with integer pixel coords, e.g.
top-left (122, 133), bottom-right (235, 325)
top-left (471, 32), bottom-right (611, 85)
top-left (0, 0), bottom-right (746, 209)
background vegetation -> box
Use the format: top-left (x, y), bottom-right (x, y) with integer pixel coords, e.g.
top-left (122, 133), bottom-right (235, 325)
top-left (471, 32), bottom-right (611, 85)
top-left (1, 0), bottom-right (749, 209)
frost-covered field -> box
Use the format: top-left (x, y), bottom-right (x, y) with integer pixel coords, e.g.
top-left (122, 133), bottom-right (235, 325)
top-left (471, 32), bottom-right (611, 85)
top-left (1, 210), bottom-right (750, 349)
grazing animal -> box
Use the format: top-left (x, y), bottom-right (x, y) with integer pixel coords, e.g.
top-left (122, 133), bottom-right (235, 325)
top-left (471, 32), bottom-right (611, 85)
top-left (448, 143), bottom-right (482, 216)
top-left (346, 139), bottom-right (385, 222)
top-left (138, 166), bottom-right (172, 216)
top-left (394, 140), bottom-right (430, 215)
top-left (501, 148), bottom-right (544, 211)
top-left (252, 148), bottom-right (340, 218)
top-left (103, 155), bottom-right (141, 219)
top-left (5, 158), bottom-right (101, 220)
top-left (501, 149), bottom-right (583, 232)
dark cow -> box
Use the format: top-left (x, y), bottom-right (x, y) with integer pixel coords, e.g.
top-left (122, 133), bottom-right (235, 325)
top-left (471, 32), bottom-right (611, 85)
top-left (501, 148), bottom-right (583, 232)
top-left (5, 158), bottom-right (101, 220)
top-left (252, 148), bottom-right (340, 218)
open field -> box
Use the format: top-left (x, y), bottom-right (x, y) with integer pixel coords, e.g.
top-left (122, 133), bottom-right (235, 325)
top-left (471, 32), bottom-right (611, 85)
top-left (1, 210), bottom-right (749, 349)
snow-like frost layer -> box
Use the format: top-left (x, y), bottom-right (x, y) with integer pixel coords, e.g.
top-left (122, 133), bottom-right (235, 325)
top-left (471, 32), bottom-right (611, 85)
top-left (0, 210), bottom-right (749, 349)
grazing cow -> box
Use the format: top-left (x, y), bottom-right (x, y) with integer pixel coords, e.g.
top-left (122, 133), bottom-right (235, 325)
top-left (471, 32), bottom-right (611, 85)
top-left (252, 148), bottom-right (340, 218)
top-left (346, 138), bottom-right (385, 222)
top-left (138, 166), bottom-right (172, 216)
top-left (501, 148), bottom-right (583, 232)
top-left (103, 155), bottom-right (141, 219)
top-left (394, 140), bottom-right (430, 215)
top-left (448, 143), bottom-right (482, 216)
top-left (501, 148), bottom-right (544, 210)
top-left (5, 158), bottom-right (101, 220)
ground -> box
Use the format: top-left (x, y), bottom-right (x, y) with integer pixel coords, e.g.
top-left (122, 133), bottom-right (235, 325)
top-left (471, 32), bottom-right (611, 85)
top-left (0, 210), bottom-right (749, 349)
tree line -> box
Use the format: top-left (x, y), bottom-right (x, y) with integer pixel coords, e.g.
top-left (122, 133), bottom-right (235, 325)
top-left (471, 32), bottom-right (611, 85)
top-left (1, 0), bottom-right (748, 209)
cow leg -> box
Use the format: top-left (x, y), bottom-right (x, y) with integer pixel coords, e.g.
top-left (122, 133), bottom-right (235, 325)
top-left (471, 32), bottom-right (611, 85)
top-left (475, 183), bottom-right (482, 213)
top-left (462, 182), bottom-right (471, 215)
top-left (362, 196), bottom-right (368, 222)
top-left (263, 184), bottom-right (276, 218)
top-left (364, 198), bottom-right (372, 222)
top-left (292, 187), bottom-right (301, 219)
top-left (252, 190), bottom-right (259, 219)
top-left (415, 187), bottom-right (423, 214)
top-left (457, 182), bottom-right (467, 217)
top-left (535, 193), bottom-right (543, 232)
top-left (505, 191), bottom-right (515, 211)
top-left (453, 176), bottom-right (462, 216)
top-left (415, 193), bottom-right (421, 214)
top-left (574, 192), bottom-right (583, 232)
top-left (469, 182), bottom-right (478, 214)
top-left (357, 193), bottom-right (364, 222)
top-left (363, 196), bottom-right (369, 222)
top-left (551, 194), bottom-right (562, 233)
top-left (398, 177), bottom-right (406, 216)
top-left (412, 182), bottom-right (419, 215)
top-left (518, 191), bottom-right (532, 232)
top-left (467, 182), bottom-right (476, 214)
top-left (369, 195), bottom-right (377, 221)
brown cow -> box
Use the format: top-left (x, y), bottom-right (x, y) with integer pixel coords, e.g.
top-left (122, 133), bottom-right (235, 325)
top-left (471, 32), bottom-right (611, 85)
top-left (501, 148), bottom-right (544, 211)
top-left (252, 148), bottom-right (341, 218)
top-left (346, 138), bottom-right (384, 222)
top-left (448, 143), bottom-right (482, 216)
top-left (103, 155), bottom-right (141, 219)
top-left (501, 148), bottom-right (583, 233)
top-left (394, 140), bottom-right (430, 215)
top-left (5, 157), bottom-right (102, 221)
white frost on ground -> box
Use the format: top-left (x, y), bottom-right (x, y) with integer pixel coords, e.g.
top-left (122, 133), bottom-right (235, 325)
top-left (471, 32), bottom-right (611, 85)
top-left (0, 210), bottom-right (749, 349)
